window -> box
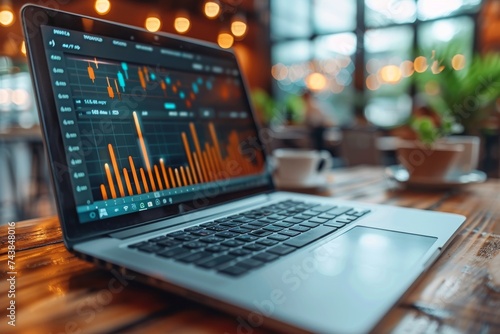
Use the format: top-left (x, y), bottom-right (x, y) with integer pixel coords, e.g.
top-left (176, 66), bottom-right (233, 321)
top-left (270, 0), bottom-right (482, 128)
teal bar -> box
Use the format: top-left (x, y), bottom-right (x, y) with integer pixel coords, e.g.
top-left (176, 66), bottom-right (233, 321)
top-left (164, 102), bottom-right (177, 110)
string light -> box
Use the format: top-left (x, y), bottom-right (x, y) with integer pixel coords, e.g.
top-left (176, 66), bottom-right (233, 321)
top-left (174, 12), bottom-right (190, 34)
top-left (218, 32), bottom-right (234, 49)
top-left (204, 0), bottom-right (220, 19)
top-left (305, 72), bottom-right (327, 91)
top-left (94, 0), bottom-right (111, 15)
top-left (0, 9), bottom-right (14, 27)
top-left (145, 16), bottom-right (161, 32)
top-left (231, 16), bottom-right (247, 38)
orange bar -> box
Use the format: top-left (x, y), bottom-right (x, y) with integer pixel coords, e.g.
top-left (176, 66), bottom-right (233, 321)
top-left (185, 166), bottom-right (193, 185)
top-left (133, 112), bottom-right (156, 191)
top-left (104, 163), bottom-right (117, 199)
top-left (202, 151), bottom-right (213, 182)
top-left (128, 156), bottom-right (142, 194)
top-left (140, 168), bottom-right (150, 193)
top-left (87, 62), bottom-right (95, 82)
top-left (193, 153), bottom-right (202, 184)
top-left (123, 168), bottom-right (133, 196)
top-left (138, 68), bottom-right (146, 90)
top-left (210, 146), bottom-right (222, 178)
top-left (168, 167), bottom-right (176, 188)
top-left (143, 66), bottom-right (150, 82)
top-left (100, 184), bottom-right (108, 200)
top-left (189, 123), bottom-right (208, 182)
top-left (205, 143), bottom-right (217, 180)
top-left (160, 159), bottom-right (170, 189)
top-left (174, 168), bottom-right (182, 187)
top-left (181, 132), bottom-right (198, 184)
top-left (154, 165), bottom-right (163, 190)
top-left (106, 77), bottom-right (115, 99)
top-left (108, 144), bottom-right (125, 197)
top-left (180, 166), bottom-right (188, 186)
top-left (209, 122), bottom-right (223, 167)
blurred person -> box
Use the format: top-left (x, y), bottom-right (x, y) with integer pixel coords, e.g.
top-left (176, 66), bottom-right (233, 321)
top-left (302, 90), bottom-right (335, 151)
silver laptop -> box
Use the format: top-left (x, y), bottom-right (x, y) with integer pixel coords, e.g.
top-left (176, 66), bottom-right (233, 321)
top-left (22, 5), bottom-right (465, 333)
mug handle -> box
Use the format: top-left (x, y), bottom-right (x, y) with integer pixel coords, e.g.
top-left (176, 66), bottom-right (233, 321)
top-left (317, 150), bottom-right (333, 174)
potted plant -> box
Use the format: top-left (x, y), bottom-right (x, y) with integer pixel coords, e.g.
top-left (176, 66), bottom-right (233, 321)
top-left (397, 48), bottom-right (500, 180)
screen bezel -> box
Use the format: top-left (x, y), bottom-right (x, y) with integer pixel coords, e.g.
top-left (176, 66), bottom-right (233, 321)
top-left (21, 4), bottom-right (274, 248)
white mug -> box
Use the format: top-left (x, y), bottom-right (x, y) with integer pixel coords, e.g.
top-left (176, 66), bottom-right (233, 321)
top-left (272, 149), bottom-right (333, 186)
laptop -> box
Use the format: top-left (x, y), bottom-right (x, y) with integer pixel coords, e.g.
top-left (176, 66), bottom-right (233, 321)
top-left (22, 5), bottom-right (465, 333)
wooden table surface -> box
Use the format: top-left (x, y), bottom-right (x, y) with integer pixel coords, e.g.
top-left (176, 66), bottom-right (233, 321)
top-left (1, 166), bottom-right (499, 333)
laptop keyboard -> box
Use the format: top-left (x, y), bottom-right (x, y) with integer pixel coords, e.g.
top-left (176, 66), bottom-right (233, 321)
top-left (128, 200), bottom-right (370, 277)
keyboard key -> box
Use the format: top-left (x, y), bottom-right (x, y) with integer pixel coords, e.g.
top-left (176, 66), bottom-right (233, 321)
top-left (267, 245), bottom-right (296, 256)
top-left (283, 218), bottom-right (303, 224)
top-left (205, 245), bottom-right (229, 253)
top-left (183, 241), bottom-right (206, 249)
top-left (197, 254), bottom-right (236, 268)
top-left (347, 208), bottom-right (371, 217)
top-left (221, 240), bottom-right (244, 248)
top-left (177, 251), bottom-right (212, 263)
top-left (148, 235), bottom-right (168, 243)
top-left (289, 225), bottom-right (310, 232)
top-left (167, 231), bottom-right (186, 237)
top-left (284, 226), bottom-right (337, 248)
top-left (219, 222), bottom-right (239, 228)
top-left (157, 239), bottom-right (181, 248)
top-left (243, 243), bottom-right (267, 252)
top-left (253, 252), bottom-right (279, 262)
top-left (263, 225), bottom-right (283, 232)
top-left (309, 217), bottom-right (328, 224)
top-left (230, 227), bottom-right (252, 234)
top-left (237, 258), bottom-right (264, 269)
top-left (259, 218), bottom-right (277, 224)
top-left (128, 241), bottom-right (149, 248)
top-left (219, 265), bottom-right (248, 276)
top-left (184, 226), bottom-right (203, 232)
top-left (229, 248), bottom-right (252, 257)
top-left (200, 236), bottom-right (224, 243)
top-left (318, 213), bottom-right (337, 220)
top-left (232, 217), bottom-right (255, 223)
top-left (324, 221), bottom-right (346, 228)
top-left (206, 225), bottom-right (230, 232)
top-left (311, 205), bottom-right (336, 212)
top-left (300, 221), bottom-right (320, 228)
top-left (138, 244), bottom-right (163, 253)
top-left (250, 230), bottom-right (272, 237)
top-left (157, 246), bottom-right (190, 258)
top-left (200, 221), bottom-right (217, 227)
top-left (235, 235), bottom-right (258, 242)
top-left (327, 207), bottom-right (353, 216)
top-left (301, 210), bottom-right (320, 217)
top-left (256, 239), bottom-right (279, 246)
top-left (273, 222), bottom-right (294, 228)
top-left (174, 235), bottom-right (196, 242)
top-left (268, 214), bottom-right (286, 220)
top-left (267, 234), bottom-right (290, 242)
top-left (215, 231), bottom-right (239, 238)
top-left (279, 230), bottom-right (300, 237)
top-left (190, 229), bottom-right (215, 237)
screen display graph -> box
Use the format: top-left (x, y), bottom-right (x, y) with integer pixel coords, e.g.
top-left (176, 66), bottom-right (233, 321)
top-left (42, 25), bottom-right (268, 223)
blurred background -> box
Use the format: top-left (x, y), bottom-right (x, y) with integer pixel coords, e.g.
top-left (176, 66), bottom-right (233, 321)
top-left (1, 0), bottom-right (500, 223)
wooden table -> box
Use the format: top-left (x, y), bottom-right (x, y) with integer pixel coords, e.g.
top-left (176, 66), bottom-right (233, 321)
top-left (1, 166), bottom-right (499, 333)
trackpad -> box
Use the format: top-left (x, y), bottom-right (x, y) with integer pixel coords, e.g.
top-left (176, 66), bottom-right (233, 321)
top-left (313, 227), bottom-right (437, 273)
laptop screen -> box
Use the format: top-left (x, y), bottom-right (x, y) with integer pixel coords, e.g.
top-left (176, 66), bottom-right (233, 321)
top-left (37, 24), bottom-right (268, 224)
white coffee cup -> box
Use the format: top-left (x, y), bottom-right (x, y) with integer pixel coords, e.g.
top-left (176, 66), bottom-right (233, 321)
top-left (272, 149), bottom-right (333, 187)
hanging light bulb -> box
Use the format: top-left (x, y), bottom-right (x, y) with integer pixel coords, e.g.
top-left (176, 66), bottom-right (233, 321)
top-left (174, 12), bottom-right (190, 34)
top-left (231, 15), bottom-right (247, 38)
top-left (0, 1), bottom-right (14, 27)
top-left (218, 31), bottom-right (234, 49)
top-left (145, 15), bottom-right (162, 32)
top-left (95, 0), bottom-right (111, 15)
top-left (204, 0), bottom-right (220, 19)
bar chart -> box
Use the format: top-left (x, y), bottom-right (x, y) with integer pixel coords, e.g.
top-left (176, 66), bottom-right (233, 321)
top-left (98, 111), bottom-right (264, 201)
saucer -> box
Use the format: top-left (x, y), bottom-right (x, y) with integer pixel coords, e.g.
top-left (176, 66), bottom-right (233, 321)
top-left (385, 165), bottom-right (487, 190)
top-left (274, 174), bottom-right (331, 191)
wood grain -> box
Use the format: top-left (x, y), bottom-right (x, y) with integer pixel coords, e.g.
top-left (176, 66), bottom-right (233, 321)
top-left (1, 166), bottom-right (499, 334)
